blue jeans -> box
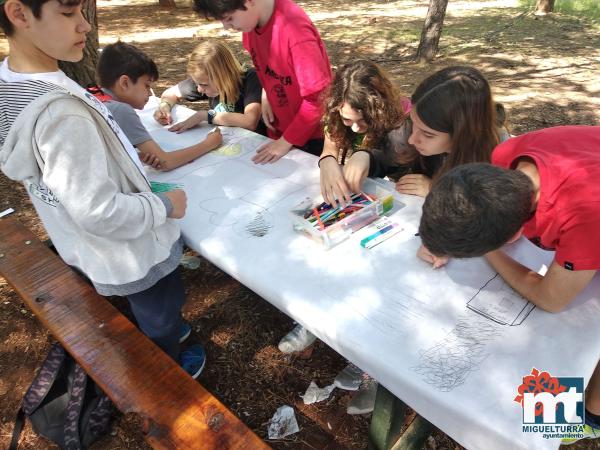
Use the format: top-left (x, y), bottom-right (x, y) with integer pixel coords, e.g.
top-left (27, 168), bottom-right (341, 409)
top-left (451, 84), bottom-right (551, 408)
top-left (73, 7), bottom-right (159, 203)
top-left (127, 267), bottom-right (185, 360)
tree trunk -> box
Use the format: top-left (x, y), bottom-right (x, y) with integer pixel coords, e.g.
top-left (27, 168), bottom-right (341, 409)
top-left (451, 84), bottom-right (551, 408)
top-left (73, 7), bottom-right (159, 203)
top-left (59, 0), bottom-right (99, 88)
top-left (415, 0), bottom-right (449, 63)
top-left (535, 0), bottom-right (555, 15)
top-left (158, 0), bottom-right (176, 7)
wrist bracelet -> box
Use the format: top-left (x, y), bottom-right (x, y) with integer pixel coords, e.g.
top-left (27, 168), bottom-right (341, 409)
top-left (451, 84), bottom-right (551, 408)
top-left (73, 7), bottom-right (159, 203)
top-left (318, 154), bottom-right (337, 168)
top-left (159, 100), bottom-right (172, 110)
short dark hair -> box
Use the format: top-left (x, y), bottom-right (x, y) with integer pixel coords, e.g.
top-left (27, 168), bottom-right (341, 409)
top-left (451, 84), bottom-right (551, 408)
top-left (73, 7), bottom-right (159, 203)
top-left (192, 0), bottom-right (246, 19)
top-left (97, 41), bottom-right (159, 88)
top-left (419, 163), bottom-right (534, 258)
top-left (0, 0), bottom-right (82, 36)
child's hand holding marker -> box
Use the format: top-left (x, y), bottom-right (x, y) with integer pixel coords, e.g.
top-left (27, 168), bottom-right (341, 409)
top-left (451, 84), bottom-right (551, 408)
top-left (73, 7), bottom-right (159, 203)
top-left (417, 244), bottom-right (449, 269)
top-left (319, 155), bottom-right (352, 208)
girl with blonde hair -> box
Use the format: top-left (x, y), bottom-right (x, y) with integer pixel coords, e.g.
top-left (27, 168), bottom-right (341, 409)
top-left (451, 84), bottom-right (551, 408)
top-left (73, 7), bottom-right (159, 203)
top-left (154, 39), bottom-right (263, 133)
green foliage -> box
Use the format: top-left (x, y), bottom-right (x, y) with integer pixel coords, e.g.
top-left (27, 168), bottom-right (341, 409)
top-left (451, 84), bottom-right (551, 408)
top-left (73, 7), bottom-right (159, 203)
top-left (520, 0), bottom-right (600, 20)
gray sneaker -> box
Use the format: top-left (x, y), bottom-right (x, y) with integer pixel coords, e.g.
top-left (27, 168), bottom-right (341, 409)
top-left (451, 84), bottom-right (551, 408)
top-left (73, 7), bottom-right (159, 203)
top-left (278, 325), bottom-right (317, 353)
top-left (347, 375), bottom-right (378, 415)
top-left (334, 364), bottom-right (364, 391)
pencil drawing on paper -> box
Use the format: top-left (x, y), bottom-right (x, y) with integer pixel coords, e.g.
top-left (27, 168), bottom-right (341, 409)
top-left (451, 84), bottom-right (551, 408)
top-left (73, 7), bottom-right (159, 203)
top-left (466, 273), bottom-right (535, 325)
top-left (413, 315), bottom-right (504, 391)
top-left (243, 211), bottom-right (273, 237)
top-left (413, 274), bottom-right (535, 390)
top-left (197, 176), bottom-right (304, 239)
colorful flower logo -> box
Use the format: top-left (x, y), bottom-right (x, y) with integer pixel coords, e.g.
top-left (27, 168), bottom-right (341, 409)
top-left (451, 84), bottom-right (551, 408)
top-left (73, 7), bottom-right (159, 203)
top-left (514, 367), bottom-right (568, 416)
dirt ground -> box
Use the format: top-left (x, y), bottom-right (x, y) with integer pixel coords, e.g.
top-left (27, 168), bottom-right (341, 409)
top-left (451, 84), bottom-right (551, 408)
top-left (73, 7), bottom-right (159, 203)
top-left (1, 0), bottom-right (599, 449)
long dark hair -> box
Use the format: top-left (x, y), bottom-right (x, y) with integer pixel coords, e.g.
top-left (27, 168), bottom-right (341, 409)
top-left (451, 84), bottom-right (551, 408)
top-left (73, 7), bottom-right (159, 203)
top-left (412, 66), bottom-right (501, 177)
top-left (324, 60), bottom-right (406, 159)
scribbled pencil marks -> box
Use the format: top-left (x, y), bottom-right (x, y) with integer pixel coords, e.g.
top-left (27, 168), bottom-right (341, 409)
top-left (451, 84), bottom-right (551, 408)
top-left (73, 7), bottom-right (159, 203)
top-left (196, 176), bottom-right (303, 239)
top-left (413, 314), bottom-right (504, 391)
top-left (244, 211), bottom-right (273, 237)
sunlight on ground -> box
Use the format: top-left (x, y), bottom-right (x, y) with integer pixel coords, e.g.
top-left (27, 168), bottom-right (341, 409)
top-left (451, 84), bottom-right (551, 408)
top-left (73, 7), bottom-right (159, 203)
top-left (98, 0), bottom-right (521, 45)
top-left (309, 0), bottom-right (521, 22)
top-left (100, 23), bottom-right (222, 45)
top-left (0, 0), bottom-right (598, 126)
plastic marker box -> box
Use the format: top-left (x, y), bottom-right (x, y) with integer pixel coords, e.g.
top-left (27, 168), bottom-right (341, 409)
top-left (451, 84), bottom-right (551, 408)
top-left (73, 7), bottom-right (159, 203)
top-left (290, 179), bottom-right (394, 249)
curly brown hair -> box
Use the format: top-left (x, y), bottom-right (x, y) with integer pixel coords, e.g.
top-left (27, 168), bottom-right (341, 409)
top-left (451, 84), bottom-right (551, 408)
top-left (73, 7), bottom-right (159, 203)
top-left (323, 60), bottom-right (407, 161)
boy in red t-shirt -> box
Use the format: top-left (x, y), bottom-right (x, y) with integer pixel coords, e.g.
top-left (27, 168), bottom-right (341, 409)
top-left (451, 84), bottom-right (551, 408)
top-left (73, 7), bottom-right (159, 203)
top-left (193, 0), bottom-right (332, 164)
top-left (418, 125), bottom-right (600, 444)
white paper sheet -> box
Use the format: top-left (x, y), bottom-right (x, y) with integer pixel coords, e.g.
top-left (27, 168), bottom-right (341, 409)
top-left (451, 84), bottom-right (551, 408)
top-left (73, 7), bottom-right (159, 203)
top-left (139, 105), bottom-right (600, 450)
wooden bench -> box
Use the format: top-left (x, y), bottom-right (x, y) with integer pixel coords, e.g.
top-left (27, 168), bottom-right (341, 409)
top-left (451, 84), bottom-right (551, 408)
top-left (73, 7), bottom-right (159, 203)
top-left (0, 216), bottom-right (270, 450)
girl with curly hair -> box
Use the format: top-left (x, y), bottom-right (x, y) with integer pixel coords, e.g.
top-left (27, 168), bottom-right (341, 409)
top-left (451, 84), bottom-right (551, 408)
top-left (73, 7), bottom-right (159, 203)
top-left (317, 59), bottom-right (412, 206)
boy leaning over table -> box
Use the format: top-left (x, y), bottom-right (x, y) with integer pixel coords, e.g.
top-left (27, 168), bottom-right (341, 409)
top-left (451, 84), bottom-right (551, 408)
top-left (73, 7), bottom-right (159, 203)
top-left (192, 0), bottom-right (332, 164)
top-left (418, 126), bottom-right (600, 444)
top-left (0, 0), bottom-right (206, 378)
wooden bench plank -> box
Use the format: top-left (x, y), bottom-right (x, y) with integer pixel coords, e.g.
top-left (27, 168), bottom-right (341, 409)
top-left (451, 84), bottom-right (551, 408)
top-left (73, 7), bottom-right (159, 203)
top-left (0, 217), bottom-right (270, 450)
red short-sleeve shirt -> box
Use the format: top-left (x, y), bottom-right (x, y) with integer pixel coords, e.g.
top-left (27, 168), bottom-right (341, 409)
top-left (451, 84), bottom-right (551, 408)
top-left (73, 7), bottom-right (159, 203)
top-left (242, 0), bottom-right (332, 146)
top-left (492, 126), bottom-right (600, 271)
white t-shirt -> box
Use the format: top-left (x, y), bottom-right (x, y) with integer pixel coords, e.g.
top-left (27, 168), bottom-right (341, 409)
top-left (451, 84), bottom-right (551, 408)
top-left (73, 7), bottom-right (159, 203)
top-left (0, 58), bottom-right (147, 176)
top-left (0, 58), bottom-right (86, 94)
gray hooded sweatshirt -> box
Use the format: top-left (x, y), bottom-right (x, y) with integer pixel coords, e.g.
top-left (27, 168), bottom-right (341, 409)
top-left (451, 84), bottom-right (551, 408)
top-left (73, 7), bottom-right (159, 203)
top-left (0, 79), bottom-right (182, 296)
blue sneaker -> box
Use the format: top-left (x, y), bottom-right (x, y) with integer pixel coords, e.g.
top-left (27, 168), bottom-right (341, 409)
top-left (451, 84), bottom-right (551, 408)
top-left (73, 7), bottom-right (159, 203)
top-left (179, 321), bottom-right (192, 343)
top-left (179, 344), bottom-right (206, 379)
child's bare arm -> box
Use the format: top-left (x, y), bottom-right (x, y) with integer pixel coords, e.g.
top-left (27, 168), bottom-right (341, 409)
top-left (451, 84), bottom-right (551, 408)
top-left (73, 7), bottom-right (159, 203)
top-left (137, 128), bottom-right (222, 171)
top-left (170, 103), bottom-right (262, 133)
top-left (261, 89), bottom-right (275, 131)
top-left (212, 103), bottom-right (261, 131)
top-left (154, 84), bottom-right (184, 125)
top-left (319, 135), bottom-right (350, 207)
top-left (343, 151), bottom-right (370, 194)
top-left (485, 250), bottom-right (596, 312)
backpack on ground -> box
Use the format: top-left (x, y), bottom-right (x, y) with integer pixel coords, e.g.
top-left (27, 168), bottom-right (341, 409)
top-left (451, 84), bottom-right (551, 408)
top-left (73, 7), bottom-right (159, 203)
top-left (9, 343), bottom-right (114, 450)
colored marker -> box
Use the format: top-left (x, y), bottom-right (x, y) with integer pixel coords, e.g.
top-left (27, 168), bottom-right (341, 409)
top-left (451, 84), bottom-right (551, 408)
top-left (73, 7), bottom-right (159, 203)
top-left (360, 223), bottom-right (402, 249)
top-left (150, 181), bottom-right (183, 193)
top-left (313, 207), bottom-right (325, 230)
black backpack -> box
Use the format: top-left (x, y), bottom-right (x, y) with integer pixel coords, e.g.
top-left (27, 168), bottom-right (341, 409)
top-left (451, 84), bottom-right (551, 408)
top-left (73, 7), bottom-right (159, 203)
top-left (9, 343), bottom-right (114, 449)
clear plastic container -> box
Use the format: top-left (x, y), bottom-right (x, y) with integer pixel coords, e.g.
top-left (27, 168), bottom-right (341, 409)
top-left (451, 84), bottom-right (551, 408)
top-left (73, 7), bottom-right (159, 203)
top-left (290, 179), bottom-right (394, 249)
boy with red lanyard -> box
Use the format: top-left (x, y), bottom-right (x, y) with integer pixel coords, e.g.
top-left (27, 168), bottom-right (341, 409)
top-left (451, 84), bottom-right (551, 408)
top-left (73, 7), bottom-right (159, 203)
top-left (192, 0), bottom-right (332, 164)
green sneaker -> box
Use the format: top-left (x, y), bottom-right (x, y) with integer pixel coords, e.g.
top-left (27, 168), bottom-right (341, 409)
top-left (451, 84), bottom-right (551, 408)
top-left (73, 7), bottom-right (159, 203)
top-left (561, 423), bottom-right (600, 445)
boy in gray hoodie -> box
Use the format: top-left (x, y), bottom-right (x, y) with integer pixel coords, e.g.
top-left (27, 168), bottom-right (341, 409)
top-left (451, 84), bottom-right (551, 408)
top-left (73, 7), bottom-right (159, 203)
top-left (0, 0), bottom-right (205, 378)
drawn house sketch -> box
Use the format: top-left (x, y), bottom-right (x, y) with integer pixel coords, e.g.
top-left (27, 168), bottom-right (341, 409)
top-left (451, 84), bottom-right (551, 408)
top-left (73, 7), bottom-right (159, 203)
top-left (466, 274), bottom-right (535, 326)
top-left (414, 273), bottom-right (535, 391)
